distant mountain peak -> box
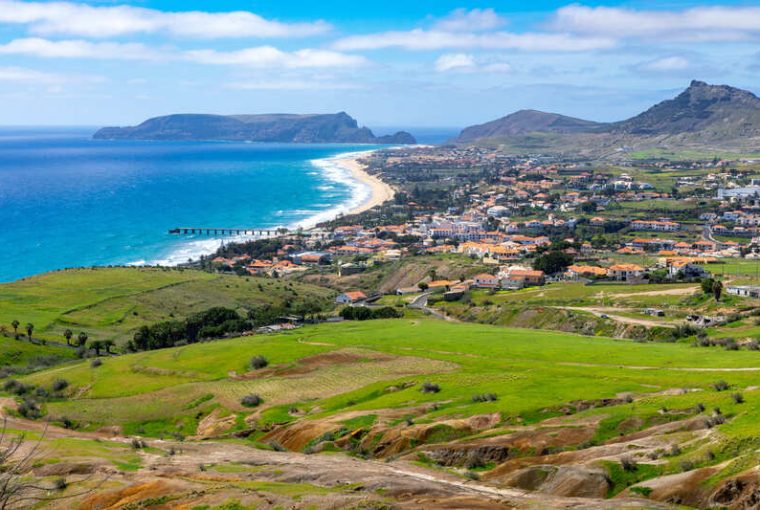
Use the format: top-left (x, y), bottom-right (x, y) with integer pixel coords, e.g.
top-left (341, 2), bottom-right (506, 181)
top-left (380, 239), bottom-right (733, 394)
top-left (455, 109), bottom-right (603, 143)
top-left (453, 80), bottom-right (760, 150)
top-left (612, 80), bottom-right (760, 135)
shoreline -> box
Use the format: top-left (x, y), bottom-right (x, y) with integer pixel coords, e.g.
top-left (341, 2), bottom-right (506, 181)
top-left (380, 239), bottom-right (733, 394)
top-left (333, 153), bottom-right (395, 217)
top-left (151, 148), bottom-right (395, 266)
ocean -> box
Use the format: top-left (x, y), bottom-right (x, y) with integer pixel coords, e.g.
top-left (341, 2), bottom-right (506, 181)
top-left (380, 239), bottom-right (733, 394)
top-left (0, 127), bottom-right (389, 283)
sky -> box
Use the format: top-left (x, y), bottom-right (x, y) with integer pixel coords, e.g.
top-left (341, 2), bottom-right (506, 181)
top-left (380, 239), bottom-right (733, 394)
top-left (0, 0), bottom-right (759, 128)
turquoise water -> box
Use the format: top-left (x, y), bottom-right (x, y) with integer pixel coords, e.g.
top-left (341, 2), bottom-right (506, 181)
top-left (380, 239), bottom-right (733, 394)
top-left (0, 127), bottom-right (380, 282)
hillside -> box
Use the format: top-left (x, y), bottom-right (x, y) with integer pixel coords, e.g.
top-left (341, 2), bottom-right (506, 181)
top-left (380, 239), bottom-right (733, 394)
top-left (94, 112), bottom-right (416, 144)
top-left (0, 267), bottom-right (335, 347)
top-left (9, 317), bottom-right (760, 508)
top-left (454, 81), bottom-right (760, 157)
top-left (456, 109), bottom-right (605, 143)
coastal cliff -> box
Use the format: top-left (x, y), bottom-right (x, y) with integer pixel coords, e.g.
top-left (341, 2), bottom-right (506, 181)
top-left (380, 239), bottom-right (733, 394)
top-left (94, 112), bottom-right (416, 144)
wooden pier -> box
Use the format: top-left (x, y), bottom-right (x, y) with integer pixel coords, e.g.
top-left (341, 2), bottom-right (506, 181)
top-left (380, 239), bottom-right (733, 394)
top-left (168, 227), bottom-right (280, 237)
top-left (168, 227), bottom-right (329, 239)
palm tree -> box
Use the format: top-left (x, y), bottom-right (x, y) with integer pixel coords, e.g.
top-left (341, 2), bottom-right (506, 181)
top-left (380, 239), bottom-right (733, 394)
top-left (63, 329), bottom-right (73, 346)
top-left (77, 332), bottom-right (88, 347)
top-left (25, 323), bottom-right (33, 342)
top-left (10, 320), bottom-right (19, 338)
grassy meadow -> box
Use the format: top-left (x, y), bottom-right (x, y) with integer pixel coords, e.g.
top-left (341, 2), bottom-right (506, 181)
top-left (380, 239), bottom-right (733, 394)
top-left (16, 318), bottom-right (760, 446)
top-left (0, 267), bottom-right (336, 347)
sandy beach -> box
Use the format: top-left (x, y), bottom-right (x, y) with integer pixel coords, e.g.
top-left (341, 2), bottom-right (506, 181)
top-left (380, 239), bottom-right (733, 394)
top-left (333, 155), bottom-right (396, 216)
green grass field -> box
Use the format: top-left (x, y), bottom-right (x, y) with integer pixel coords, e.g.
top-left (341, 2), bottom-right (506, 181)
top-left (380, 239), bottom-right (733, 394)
top-left (0, 336), bottom-right (75, 369)
top-left (17, 318), bottom-right (760, 440)
top-left (0, 267), bottom-right (336, 347)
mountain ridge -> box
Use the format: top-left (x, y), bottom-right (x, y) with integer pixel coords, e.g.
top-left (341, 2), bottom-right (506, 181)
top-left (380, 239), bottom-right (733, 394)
top-left (453, 81), bottom-right (760, 155)
top-left (94, 112), bottom-right (416, 144)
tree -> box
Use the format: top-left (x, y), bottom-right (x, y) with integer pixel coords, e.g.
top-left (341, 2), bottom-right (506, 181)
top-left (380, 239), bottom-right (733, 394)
top-left (25, 323), bottom-right (33, 342)
top-left (532, 251), bottom-right (573, 275)
top-left (77, 332), bottom-right (88, 347)
top-left (713, 280), bottom-right (723, 302)
top-left (63, 329), bottom-right (73, 346)
top-left (701, 277), bottom-right (715, 295)
top-left (418, 282), bottom-right (429, 291)
top-left (102, 340), bottom-right (115, 354)
top-left (10, 320), bottom-right (19, 339)
top-left (90, 340), bottom-right (103, 356)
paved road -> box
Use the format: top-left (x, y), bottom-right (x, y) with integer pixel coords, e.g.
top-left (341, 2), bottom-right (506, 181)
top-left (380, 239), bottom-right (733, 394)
top-left (408, 292), bottom-right (457, 322)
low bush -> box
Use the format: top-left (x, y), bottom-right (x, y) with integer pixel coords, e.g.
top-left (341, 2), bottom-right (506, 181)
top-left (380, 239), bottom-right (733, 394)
top-left (620, 456), bottom-right (637, 472)
top-left (340, 306), bottom-right (403, 321)
top-left (420, 382), bottom-right (441, 394)
top-left (241, 394), bottom-right (263, 407)
top-left (712, 380), bottom-right (730, 391)
top-left (471, 393), bottom-right (498, 402)
top-left (250, 355), bottom-right (269, 370)
top-left (51, 379), bottom-right (69, 392)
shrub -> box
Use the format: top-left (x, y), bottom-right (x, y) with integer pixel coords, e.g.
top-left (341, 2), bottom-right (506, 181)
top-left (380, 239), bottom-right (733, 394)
top-left (712, 380), bottom-right (730, 392)
top-left (131, 438), bottom-right (146, 449)
top-left (472, 393), bottom-right (498, 402)
top-left (51, 379), bottom-right (69, 392)
top-left (266, 440), bottom-right (286, 452)
top-left (90, 358), bottom-right (103, 368)
top-left (250, 355), bottom-right (269, 370)
top-left (694, 402), bottom-right (705, 413)
top-left (3, 379), bottom-right (30, 396)
top-left (620, 456), bottom-right (637, 472)
top-left (241, 394), bottom-right (263, 407)
top-left (732, 392), bottom-right (745, 404)
top-left (53, 478), bottom-right (67, 490)
top-left (420, 382), bottom-right (441, 394)
top-left (680, 460), bottom-right (695, 472)
top-left (17, 398), bottom-right (41, 419)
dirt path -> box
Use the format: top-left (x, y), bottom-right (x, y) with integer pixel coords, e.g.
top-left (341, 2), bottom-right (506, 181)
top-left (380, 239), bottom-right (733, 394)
top-left (602, 286), bottom-right (698, 299)
top-left (558, 306), bottom-right (680, 328)
top-left (560, 361), bottom-right (760, 372)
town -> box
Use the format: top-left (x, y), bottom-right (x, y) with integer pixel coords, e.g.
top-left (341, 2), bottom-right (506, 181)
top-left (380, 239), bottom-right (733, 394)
top-left (202, 145), bottom-right (760, 338)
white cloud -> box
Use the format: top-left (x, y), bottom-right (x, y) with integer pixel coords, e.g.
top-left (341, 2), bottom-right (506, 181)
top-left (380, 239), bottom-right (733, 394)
top-left (0, 0), bottom-right (331, 39)
top-left (434, 53), bottom-right (511, 73)
top-left (552, 5), bottom-right (760, 42)
top-left (0, 38), bottom-right (163, 60)
top-left (642, 56), bottom-right (691, 72)
top-left (186, 47), bottom-right (367, 69)
top-left (333, 29), bottom-right (615, 52)
top-left (0, 37), bottom-right (363, 69)
top-left (0, 65), bottom-right (102, 84)
top-left (435, 53), bottom-right (475, 72)
top-left (433, 8), bottom-right (506, 32)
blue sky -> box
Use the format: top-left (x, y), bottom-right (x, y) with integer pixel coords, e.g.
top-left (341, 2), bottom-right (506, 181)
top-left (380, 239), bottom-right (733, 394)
top-left (0, 0), bottom-right (759, 128)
